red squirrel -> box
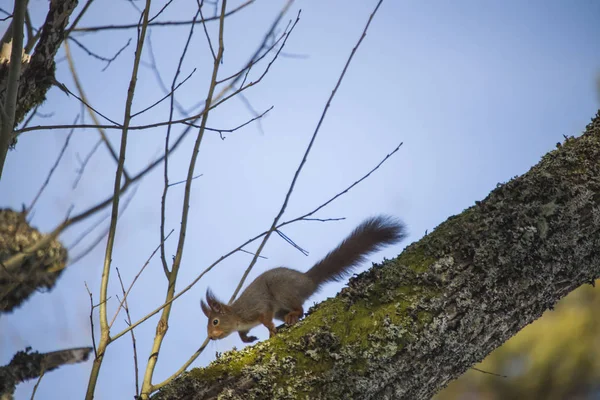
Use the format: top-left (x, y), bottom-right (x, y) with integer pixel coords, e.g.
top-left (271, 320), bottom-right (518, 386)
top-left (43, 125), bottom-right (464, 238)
top-left (201, 215), bottom-right (407, 343)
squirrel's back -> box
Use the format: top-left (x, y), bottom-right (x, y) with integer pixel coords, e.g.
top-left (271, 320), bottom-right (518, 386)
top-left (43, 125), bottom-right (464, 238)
top-left (305, 215), bottom-right (406, 289)
top-left (229, 215), bottom-right (406, 325)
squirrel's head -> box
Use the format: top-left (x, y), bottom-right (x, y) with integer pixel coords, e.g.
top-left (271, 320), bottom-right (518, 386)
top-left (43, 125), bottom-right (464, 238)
top-left (201, 289), bottom-right (237, 340)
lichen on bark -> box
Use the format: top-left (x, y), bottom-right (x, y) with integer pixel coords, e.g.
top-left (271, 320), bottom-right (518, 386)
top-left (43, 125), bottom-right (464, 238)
top-left (0, 0), bottom-right (78, 144)
top-left (153, 111), bottom-right (600, 400)
top-left (0, 208), bottom-right (68, 313)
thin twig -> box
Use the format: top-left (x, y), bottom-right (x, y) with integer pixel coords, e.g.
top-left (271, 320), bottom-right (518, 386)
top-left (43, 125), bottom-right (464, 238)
top-left (159, 8), bottom-right (202, 280)
top-left (239, 249), bottom-right (267, 259)
top-left (471, 367), bottom-right (508, 378)
top-left (302, 217), bottom-right (346, 222)
top-left (198, 0), bottom-right (216, 61)
top-left (185, 106), bottom-right (272, 139)
top-left (72, 139), bottom-right (102, 189)
top-left (132, 68), bottom-right (196, 118)
top-left (140, 0), bottom-right (228, 394)
top-left (116, 268), bottom-right (140, 398)
top-left (148, 0), bottom-right (175, 23)
top-left (68, 36), bottom-right (131, 71)
top-left (84, 282), bottom-right (97, 357)
top-left (27, 118), bottom-right (77, 214)
top-left (0, 0), bottom-right (297, 284)
top-left (143, 34), bottom-right (193, 117)
top-left (236, 92), bottom-right (266, 135)
top-left (29, 362), bottom-right (46, 399)
top-left (85, 0), bottom-right (152, 397)
top-left (229, 0), bottom-right (382, 302)
top-left (67, 212), bottom-right (110, 251)
top-left (52, 78), bottom-right (122, 127)
top-left (16, 5), bottom-right (298, 137)
top-left (64, 41), bottom-right (130, 177)
top-left (151, 338), bottom-right (210, 391)
top-left (215, 17), bottom-right (290, 85)
top-left (282, 143), bottom-right (403, 228)
top-left (167, 174), bottom-right (203, 188)
top-left (276, 229), bottom-right (308, 256)
top-left (109, 139), bottom-right (402, 343)
top-left (109, 229), bottom-right (174, 329)
top-left (65, 185), bottom-right (140, 270)
top-left (65, 0), bottom-right (96, 37)
top-left (72, 1), bottom-right (253, 32)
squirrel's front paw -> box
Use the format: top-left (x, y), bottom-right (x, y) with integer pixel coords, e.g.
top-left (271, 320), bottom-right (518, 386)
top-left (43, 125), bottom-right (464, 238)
top-left (241, 335), bottom-right (258, 343)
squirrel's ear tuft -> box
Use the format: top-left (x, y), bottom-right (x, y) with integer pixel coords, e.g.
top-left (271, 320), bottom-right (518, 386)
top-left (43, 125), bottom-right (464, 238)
top-left (206, 288), bottom-right (231, 314)
top-left (200, 300), bottom-right (211, 317)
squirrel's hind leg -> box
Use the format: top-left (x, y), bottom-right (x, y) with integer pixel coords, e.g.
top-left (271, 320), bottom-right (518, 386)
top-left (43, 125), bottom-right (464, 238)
top-left (284, 307), bottom-right (304, 326)
top-left (258, 312), bottom-right (278, 337)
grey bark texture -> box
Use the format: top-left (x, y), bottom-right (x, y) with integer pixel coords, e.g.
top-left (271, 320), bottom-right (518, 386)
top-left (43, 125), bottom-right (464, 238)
top-left (0, 346), bottom-right (92, 399)
top-left (0, 208), bottom-right (68, 313)
top-left (152, 111), bottom-right (600, 400)
top-left (0, 0), bottom-right (78, 135)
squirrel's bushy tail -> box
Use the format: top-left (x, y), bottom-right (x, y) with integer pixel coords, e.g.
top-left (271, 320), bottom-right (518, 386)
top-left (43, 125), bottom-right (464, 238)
top-left (305, 215), bottom-right (406, 288)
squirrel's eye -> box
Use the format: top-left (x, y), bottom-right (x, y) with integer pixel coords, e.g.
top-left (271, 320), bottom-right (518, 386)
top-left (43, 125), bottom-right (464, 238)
top-left (212, 319), bottom-right (219, 326)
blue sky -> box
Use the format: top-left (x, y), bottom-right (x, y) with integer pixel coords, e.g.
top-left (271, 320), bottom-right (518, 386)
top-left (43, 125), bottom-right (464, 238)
top-left (1, 1), bottom-right (599, 399)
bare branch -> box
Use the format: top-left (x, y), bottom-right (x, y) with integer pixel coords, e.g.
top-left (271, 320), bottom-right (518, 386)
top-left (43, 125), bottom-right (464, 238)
top-left (65, 0), bottom-right (96, 37)
top-left (132, 68), bottom-right (196, 118)
top-left (0, 0), bottom-right (26, 178)
top-left (186, 106), bottom-right (273, 139)
top-left (148, 0), bottom-right (176, 24)
top-left (66, 185), bottom-right (139, 270)
top-left (281, 142), bottom-right (403, 228)
top-left (151, 338), bottom-right (210, 391)
top-left (142, 34), bottom-right (193, 117)
top-left (2, 0), bottom-right (78, 130)
top-left (198, 1), bottom-right (217, 61)
top-left (116, 267), bottom-right (140, 398)
top-left (275, 229), bottom-right (308, 256)
top-left (15, 2), bottom-right (299, 138)
top-left (229, 0), bottom-right (379, 302)
top-left (64, 40), bottom-right (132, 181)
top-left (0, 0), bottom-right (297, 299)
top-left (301, 217), bottom-right (346, 222)
top-left (27, 118), bottom-right (77, 214)
top-left (29, 364), bottom-right (45, 400)
top-left (109, 135), bottom-right (402, 344)
top-left (72, 0), bottom-right (254, 33)
top-left (67, 36), bottom-right (132, 71)
top-left (109, 229), bottom-right (175, 329)
top-left (167, 174), bottom-right (202, 188)
top-left (0, 346), bottom-right (92, 398)
top-left (84, 282), bottom-right (98, 358)
top-left (72, 139), bottom-right (102, 189)
top-left (159, 7), bottom-right (202, 280)
top-left (140, 0), bottom-right (229, 394)
top-left (85, 0), bottom-right (153, 397)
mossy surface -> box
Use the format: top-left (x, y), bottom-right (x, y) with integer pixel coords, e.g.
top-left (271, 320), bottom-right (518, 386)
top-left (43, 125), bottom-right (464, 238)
top-left (154, 112), bottom-right (600, 399)
top-left (0, 209), bottom-right (68, 313)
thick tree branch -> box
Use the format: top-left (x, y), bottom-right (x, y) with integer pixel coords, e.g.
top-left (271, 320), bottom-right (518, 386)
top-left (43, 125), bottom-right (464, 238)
top-left (0, 0), bottom-right (26, 178)
top-left (0, 346), bottom-right (92, 398)
top-left (152, 112), bottom-right (600, 399)
top-left (0, 0), bottom-right (78, 130)
top-left (0, 208), bottom-right (67, 314)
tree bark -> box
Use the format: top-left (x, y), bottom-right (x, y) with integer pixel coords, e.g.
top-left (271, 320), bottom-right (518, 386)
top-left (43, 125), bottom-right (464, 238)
top-left (152, 111), bottom-right (600, 399)
top-left (0, 208), bottom-right (67, 314)
top-left (0, 346), bottom-right (92, 398)
top-left (0, 0), bottom-right (78, 130)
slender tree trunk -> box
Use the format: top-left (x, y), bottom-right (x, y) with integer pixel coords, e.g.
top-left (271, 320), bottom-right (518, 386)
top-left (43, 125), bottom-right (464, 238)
top-left (152, 111), bottom-right (600, 400)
